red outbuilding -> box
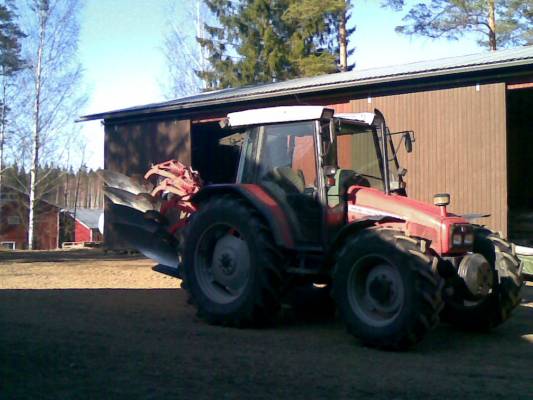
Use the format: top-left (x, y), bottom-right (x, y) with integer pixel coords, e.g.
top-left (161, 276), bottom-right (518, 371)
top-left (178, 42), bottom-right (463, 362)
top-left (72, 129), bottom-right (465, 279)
top-left (60, 208), bottom-right (103, 244)
top-left (0, 190), bottom-right (60, 250)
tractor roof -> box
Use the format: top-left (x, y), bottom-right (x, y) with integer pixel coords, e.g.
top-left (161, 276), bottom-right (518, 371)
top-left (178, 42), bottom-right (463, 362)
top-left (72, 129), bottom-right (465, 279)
top-left (226, 106), bottom-right (376, 128)
top-left (226, 106), bottom-right (332, 127)
top-left (335, 112), bottom-right (376, 125)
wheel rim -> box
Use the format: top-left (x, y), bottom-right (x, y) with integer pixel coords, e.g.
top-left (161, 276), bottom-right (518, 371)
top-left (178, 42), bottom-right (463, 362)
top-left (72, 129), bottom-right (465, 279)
top-left (194, 223), bottom-right (251, 304)
top-left (347, 255), bottom-right (405, 327)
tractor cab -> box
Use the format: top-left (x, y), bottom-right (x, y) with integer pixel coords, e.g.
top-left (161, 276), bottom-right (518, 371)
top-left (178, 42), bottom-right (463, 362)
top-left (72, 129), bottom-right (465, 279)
top-left (226, 106), bottom-right (413, 246)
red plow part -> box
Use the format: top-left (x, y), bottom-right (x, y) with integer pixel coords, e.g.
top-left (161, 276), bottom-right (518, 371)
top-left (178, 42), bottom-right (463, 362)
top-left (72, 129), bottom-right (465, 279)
top-left (144, 160), bottom-right (203, 234)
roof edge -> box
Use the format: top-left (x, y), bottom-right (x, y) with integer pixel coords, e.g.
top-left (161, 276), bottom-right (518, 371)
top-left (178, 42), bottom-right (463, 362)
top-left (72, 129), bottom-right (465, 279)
top-left (79, 53), bottom-right (533, 123)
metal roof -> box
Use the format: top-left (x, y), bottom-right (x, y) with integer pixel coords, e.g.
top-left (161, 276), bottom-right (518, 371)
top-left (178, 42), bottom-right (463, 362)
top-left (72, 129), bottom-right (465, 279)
top-left (80, 45), bottom-right (533, 122)
top-left (63, 208), bottom-right (103, 229)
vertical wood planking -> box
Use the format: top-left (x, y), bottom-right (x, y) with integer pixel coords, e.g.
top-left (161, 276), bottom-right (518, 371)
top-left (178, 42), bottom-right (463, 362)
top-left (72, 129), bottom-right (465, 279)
top-left (330, 83), bottom-right (508, 234)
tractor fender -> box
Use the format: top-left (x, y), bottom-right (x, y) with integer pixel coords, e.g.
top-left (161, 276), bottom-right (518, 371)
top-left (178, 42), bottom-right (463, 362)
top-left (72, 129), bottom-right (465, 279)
top-left (325, 215), bottom-right (404, 268)
top-left (192, 184), bottom-right (295, 249)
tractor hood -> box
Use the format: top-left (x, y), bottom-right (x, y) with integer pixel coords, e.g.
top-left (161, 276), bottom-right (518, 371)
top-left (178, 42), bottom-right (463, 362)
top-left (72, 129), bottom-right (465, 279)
top-left (347, 186), bottom-right (470, 254)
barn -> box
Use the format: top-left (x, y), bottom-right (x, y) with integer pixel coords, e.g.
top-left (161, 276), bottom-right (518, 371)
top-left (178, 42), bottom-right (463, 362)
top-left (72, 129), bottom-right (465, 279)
top-left (59, 208), bottom-right (103, 245)
top-left (0, 189), bottom-right (60, 250)
top-left (80, 46), bottom-right (533, 248)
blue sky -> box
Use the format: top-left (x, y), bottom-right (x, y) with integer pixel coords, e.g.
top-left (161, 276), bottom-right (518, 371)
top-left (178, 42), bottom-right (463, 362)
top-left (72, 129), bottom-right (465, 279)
top-left (78, 0), bottom-right (482, 169)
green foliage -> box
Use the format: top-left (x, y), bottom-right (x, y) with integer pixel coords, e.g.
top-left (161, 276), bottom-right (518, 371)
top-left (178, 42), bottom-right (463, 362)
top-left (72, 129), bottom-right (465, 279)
top-left (198, 0), bottom-right (353, 89)
top-left (284, 0), bottom-right (354, 75)
top-left (382, 0), bottom-right (532, 50)
top-left (0, 1), bottom-right (25, 76)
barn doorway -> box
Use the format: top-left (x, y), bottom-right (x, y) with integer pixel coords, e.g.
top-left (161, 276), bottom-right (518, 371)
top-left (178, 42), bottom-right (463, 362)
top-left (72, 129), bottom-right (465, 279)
top-left (507, 87), bottom-right (533, 245)
top-left (190, 120), bottom-right (244, 185)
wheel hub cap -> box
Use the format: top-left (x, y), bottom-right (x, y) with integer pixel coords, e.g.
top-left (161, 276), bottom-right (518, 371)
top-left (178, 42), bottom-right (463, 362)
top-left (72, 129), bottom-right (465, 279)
top-left (348, 258), bottom-right (405, 328)
top-left (218, 252), bottom-right (237, 275)
top-left (195, 226), bottom-right (251, 304)
top-left (366, 266), bottom-right (402, 313)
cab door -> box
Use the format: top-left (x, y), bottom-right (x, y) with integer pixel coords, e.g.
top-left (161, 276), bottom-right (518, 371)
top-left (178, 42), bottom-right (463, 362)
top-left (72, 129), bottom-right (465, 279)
top-left (238, 122), bottom-right (324, 246)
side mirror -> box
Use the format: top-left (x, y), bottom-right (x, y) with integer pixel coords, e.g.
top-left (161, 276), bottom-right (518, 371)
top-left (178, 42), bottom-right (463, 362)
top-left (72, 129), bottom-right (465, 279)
top-left (403, 131), bottom-right (414, 153)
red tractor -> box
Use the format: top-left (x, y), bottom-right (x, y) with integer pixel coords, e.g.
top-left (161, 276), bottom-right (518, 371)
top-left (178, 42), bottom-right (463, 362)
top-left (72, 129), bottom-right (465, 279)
top-left (106, 106), bottom-right (522, 349)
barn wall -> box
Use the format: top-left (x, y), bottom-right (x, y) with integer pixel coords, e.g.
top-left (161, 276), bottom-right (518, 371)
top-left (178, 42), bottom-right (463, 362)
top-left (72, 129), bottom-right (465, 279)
top-left (36, 208), bottom-right (59, 250)
top-left (329, 82), bottom-right (508, 234)
top-left (0, 201), bottom-right (59, 250)
top-left (103, 82), bottom-right (509, 248)
top-left (74, 220), bottom-right (91, 242)
top-left (0, 202), bottom-right (27, 249)
top-left (104, 118), bottom-right (191, 248)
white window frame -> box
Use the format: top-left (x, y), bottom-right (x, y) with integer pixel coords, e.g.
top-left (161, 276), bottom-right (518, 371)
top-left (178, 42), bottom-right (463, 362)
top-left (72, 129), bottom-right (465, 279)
top-left (7, 216), bottom-right (21, 225)
top-left (0, 241), bottom-right (16, 250)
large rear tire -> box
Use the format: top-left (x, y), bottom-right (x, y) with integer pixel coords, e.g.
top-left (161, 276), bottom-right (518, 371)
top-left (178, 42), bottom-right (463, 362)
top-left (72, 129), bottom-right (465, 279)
top-left (332, 228), bottom-right (443, 350)
top-left (183, 195), bottom-right (284, 327)
top-left (441, 228), bottom-right (522, 330)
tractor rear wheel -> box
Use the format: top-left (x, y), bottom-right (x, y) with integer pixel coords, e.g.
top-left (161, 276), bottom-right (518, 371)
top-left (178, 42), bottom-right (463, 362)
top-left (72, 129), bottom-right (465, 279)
top-left (441, 228), bottom-right (522, 330)
top-left (183, 195), bottom-right (284, 327)
top-left (332, 228), bottom-right (443, 350)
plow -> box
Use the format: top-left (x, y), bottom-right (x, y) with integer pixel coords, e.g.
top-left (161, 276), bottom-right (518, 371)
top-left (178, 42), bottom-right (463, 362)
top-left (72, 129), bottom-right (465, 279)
top-left (102, 160), bottom-right (202, 269)
top-left (102, 106), bottom-right (523, 350)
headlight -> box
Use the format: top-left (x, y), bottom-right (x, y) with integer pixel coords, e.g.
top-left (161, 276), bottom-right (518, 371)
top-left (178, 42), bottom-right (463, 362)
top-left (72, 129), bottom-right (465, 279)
top-left (452, 233), bottom-right (463, 246)
top-left (464, 232), bottom-right (474, 245)
top-left (450, 224), bottom-right (474, 249)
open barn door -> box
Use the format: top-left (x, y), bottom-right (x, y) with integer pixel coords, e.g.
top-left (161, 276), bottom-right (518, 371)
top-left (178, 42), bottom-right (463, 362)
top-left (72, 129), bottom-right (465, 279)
top-left (103, 118), bottom-right (191, 250)
top-left (507, 85), bottom-right (533, 246)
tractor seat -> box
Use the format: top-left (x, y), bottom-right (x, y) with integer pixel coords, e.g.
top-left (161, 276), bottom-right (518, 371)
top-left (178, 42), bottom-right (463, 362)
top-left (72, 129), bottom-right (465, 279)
top-left (328, 169), bottom-right (370, 207)
top-left (264, 166), bottom-right (306, 193)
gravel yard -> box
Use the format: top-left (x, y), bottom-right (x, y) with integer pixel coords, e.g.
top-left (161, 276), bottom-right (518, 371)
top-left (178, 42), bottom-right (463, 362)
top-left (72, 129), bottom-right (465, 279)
top-left (1, 249), bottom-right (532, 399)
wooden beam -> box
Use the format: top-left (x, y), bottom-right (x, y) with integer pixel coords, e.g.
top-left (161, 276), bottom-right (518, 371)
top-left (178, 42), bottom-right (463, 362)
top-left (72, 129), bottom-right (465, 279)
top-left (192, 117), bottom-right (224, 124)
top-left (507, 82), bottom-right (533, 90)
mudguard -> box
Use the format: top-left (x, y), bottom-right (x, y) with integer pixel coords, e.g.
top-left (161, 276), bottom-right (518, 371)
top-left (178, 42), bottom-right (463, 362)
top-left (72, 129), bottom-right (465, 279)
top-left (192, 184), bottom-right (295, 249)
top-left (325, 215), bottom-right (403, 267)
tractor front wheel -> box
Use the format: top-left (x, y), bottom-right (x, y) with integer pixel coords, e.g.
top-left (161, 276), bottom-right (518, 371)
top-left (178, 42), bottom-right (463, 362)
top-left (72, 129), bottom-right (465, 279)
top-left (183, 195), bottom-right (284, 327)
top-left (441, 228), bottom-right (522, 330)
top-left (332, 228), bottom-right (443, 350)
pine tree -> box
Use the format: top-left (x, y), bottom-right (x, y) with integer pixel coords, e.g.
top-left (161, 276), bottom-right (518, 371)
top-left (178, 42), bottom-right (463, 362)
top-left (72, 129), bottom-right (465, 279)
top-left (0, 1), bottom-right (25, 204)
top-left (197, 0), bottom-right (353, 89)
top-left (283, 0), bottom-right (355, 74)
top-left (383, 0), bottom-right (532, 51)
top-left (0, 2), bottom-right (25, 74)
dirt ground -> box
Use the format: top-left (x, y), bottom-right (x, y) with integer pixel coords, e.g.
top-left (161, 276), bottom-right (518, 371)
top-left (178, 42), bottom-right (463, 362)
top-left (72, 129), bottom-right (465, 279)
top-left (1, 249), bottom-right (532, 400)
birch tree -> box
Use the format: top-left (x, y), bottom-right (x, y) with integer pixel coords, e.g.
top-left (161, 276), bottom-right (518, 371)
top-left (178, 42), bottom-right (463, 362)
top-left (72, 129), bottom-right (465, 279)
top-left (17, 0), bottom-right (86, 249)
top-left (161, 0), bottom-right (211, 98)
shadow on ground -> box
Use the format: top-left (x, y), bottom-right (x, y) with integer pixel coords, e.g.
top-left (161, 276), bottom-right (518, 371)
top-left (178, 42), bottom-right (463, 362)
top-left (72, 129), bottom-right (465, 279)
top-left (1, 285), bottom-right (532, 400)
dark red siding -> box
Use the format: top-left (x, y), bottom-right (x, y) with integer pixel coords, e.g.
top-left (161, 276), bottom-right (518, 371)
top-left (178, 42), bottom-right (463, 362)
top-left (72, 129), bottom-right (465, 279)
top-left (0, 201), bottom-right (59, 250)
top-left (74, 220), bottom-right (92, 242)
top-left (327, 83), bottom-right (508, 234)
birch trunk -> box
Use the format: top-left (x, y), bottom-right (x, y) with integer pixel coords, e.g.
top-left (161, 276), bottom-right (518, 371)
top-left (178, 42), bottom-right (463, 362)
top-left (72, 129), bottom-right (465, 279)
top-left (28, 8), bottom-right (47, 250)
top-left (0, 68), bottom-right (7, 202)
